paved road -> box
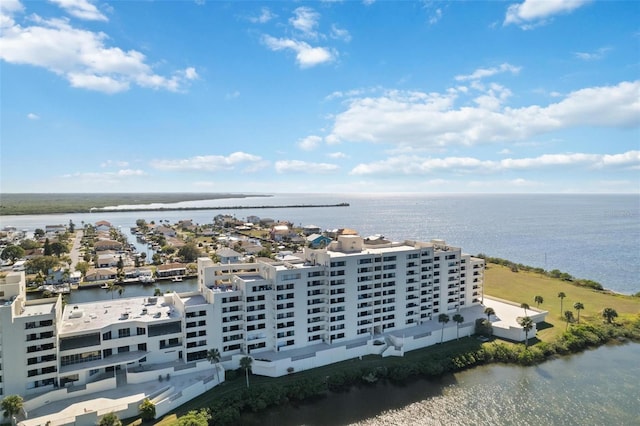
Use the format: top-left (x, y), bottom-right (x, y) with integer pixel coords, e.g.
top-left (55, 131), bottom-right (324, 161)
top-left (69, 230), bottom-right (84, 270)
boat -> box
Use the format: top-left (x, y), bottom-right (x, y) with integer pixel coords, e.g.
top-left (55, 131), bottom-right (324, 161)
top-left (171, 276), bottom-right (183, 282)
top-left (100, 283), bottom-right (110, 289)
top-left (139, 275), bottom-right (155, 285)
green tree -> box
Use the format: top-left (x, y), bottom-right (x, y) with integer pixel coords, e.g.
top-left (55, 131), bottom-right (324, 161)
top-left (518, 316), bottom-right (534, 348)
top-left (438, 313), bottom-right (450, 343)
top-left (50, 241), bottom-right (69, 257)
top-left (105, 282), bottom-right (124, 300)
top-left (43, 238), bottom-right (52, 256)
top-left (34, 228), bottom-right (45, 239)
top-left (68, 220), bottom-right (75, 233)
top-left (452, 313), bottom-right (464, 340)
top-left (116, 256), bottom-right (124, 274)
top-left (520, 303), bottom-right (530, 316)
top-left (0, 245), bottom-right (25, 262)
top-left (138, 398), bottom-right (156, 421)
top-left (176, 409), bottom-right (210, 426)
top-left (1, 394), bottom-right (23, 419)
top-left (25, 256), bottom-right (59, 275)
top-left (602, 307), bottom-right (618, 324)
top-left (153, 287), bottom-right (162, 296)
top-left (564, 310), bottom-right (574, 330)
top-left (98, 412), bottom-right (122, 426)
top-left (19, 239), bottom-right (40, 250)
top-left (558, 292), bottom-right (566, 317)
top-left (573, 302), bottom-right (584, 323)
top-left (484, 306), bottom-right (495, 322)
top-left (240, 356), bottom-right (253, 388)
top-left (178, 243), bottom-right (201, 263)
top-left (75, 261), bottom-right (90, 278)
top-left (534, 295), bottom-right (544, 307)
top-left (206, 348), bottom-right (222, 384)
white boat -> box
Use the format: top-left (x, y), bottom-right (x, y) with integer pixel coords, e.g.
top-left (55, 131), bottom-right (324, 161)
top-left (139, 275), bottom-right (155, 284)
top-left (171, 276), bottom-right (183, 282)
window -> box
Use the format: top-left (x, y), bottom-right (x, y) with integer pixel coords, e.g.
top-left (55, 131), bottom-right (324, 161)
top-left (137, 327), bottom-right (146, 336)
top-left (118, 346), bottom-right (130, 353)
top-left (138, 343), bottom-right (147, 351)
top-left (118, 328), bottom-right (130, 338)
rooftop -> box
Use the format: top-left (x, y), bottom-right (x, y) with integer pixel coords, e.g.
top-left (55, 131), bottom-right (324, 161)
top-left (60, 296), bottom-right (178, 335)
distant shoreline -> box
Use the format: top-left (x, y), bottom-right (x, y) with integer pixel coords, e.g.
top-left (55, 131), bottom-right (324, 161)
top-left (94, 203), bottom-right (350, 213)
top-left (0, 193), bottom-right (272, 215)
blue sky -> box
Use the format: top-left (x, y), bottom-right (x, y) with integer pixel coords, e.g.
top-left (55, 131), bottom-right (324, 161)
top-left (1, 0), bottom-right (638, 194)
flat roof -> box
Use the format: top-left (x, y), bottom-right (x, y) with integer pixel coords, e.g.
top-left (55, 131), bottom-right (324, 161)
top-left (19, 301), bottom-right (56, 318)
top-left (60, 296), bottom-right (179, 336)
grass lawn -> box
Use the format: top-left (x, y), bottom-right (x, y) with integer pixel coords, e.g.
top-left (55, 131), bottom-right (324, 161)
top-left (484, 264), bottom-right (640, 340)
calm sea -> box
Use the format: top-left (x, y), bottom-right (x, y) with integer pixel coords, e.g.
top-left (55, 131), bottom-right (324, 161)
top-left (2, 193), bottom-right (639, 425)
top-left (2, 193), bottom-right (638, 294)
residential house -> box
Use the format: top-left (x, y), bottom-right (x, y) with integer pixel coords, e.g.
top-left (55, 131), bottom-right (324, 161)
top-left (94, 240), bottom-right (123, 252)
top-left (96, 253), bottom-right (121, 268)
top-left (94, 220), bottom-right (112, 232)
top-left (156, 263), bottom-right (187, 278)
top-left (216, 247), bottom-right (242, 264)
top-left (85, 268), bottom-right (117, 281)
top-left (306, 233), bottom-right (332, 249)
top-left (302, 224), bottom-right (322, 236)
top-left (155, 226), bottom-right (177, 238)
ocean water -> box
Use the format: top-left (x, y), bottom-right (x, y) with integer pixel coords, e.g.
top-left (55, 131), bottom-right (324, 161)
top-left (2, 193), bottom-right (638, 294)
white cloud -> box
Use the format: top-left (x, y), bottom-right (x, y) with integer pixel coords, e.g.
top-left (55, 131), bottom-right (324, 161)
top-left (275, 160), bottom-right (339, 174)
top-left (326, 80), bottom-right (640, 148)
top-left (298, 135), bottom-right (323, 151)
top-left (225, 90), bottom-right (240, 100)
top-left (498, 148), bottom-right (512, 155)
top-left (290, 6), bottom-right (320, 38)
top-left (428, 8), bottom-right (442, 25)
top-left (349, 150), bottom-right (640, 176)
top-left (0, 0), bottom-right (23, 15)
top-left (262, 35), bottom-right (335, 68)
top-left (363, 0), bottom-right (375, 5)
top-left (100, 160), bottom-right (129, 168)
top-left (505, 0), bottom-right (591, 29)
top-left (49, 0), bottom-right (108, 22)
top-left (330, 24), bottom-right (351, 42)
top-left (574, 47), bottom-right (611, 61)
top-left (455, 63), bottom-right (521, 81)
top-left (62, 169), bottom-right (146, 181)
top-left (27, 112), bottom-right (40, 120)
top-left (150, 152), bottom-right (266, 173)
top-left (328, 152), bottom-right (348, 159)
top-left (0, 6), bottom-right (197, 93)
top-left (248, 7), bottom-right (275, 24)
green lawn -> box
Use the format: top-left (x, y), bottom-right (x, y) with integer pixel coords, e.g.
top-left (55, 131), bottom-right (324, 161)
top-left (484, 264), bottom-right (640, 340)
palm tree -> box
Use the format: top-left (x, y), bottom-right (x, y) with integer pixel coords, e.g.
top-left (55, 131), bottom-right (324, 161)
top-left (564, 310), bottom-right (574, 330)
top-left (452, 313), bottom-right (464, 340)
top-left (573, 302), bottom-right (584, 323)
top-left (534, 295), bottom-right (543, 307)
top-left (518, 316), bottom-right (534, 348)
top-left (105, 281), bottom-right (124, 300)
top-left (240, 356), bottom-right (252, 388)
top-left (1, 394), bottom-right (23, 419)
top-left (484, 307), bottom-right (495, 322)
top-left (558, 292), bottom-right (566, 317)
top-left (438, 313), bottom-right (450, 343)
top-left (520, 303), bottom-right (530, 316)
top-left (206, 348), bottom-right (222, 384)
top-left (602, 307), bottom-right (618, 324)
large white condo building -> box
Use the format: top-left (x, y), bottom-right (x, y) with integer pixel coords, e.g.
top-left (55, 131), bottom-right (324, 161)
top-left (0, 234), bottom-right (484, 403)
